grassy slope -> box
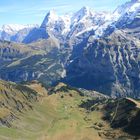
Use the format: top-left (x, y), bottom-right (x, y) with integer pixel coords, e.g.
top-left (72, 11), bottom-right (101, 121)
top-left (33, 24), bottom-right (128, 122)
top-left (0, 82), bottom-right (138, 140)
top-left (0, 83), bottom-right (104, 140)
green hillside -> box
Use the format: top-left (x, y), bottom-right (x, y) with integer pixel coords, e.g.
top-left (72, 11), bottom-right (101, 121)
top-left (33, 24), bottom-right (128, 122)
top-left (0, 81), bottom-right (139, 140)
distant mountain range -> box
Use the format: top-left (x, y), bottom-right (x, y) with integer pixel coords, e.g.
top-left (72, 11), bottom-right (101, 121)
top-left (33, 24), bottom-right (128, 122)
top-left (0, 1), bottom-right (140, 139)
top-left (0, 24), bottom-right (39, 42)
top-left (1, 0), bottom-right (140, 44)
top-left (0, 0), bottom-right (140, 98)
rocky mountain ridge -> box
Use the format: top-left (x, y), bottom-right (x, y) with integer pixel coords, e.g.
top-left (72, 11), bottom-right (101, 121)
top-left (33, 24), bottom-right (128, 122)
top-left (0, 24), bottom-right (39, 42)
top-left (0, 0), bottom-right (139, 98)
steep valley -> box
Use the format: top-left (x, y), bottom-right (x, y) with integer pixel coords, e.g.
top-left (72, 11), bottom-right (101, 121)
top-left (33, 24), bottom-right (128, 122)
top-left (0, 80), bottom-right (139, 140)
top-left (0, 0), bottom-right (140, 97)
top-left (0, 0), bottom-right (140, 139)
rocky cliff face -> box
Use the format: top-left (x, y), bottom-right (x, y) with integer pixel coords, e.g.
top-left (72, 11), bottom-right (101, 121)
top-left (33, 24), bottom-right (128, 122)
top-left (0, 29), bottom-right (140, 97)
top-left (65, 30), bottom-right (140, 97)
top-left (0, 40), bottom-right (34, 69)
top-left (0, 47), bottom-right (68, 87)
top-left (0, 1), bottom-right (140, 98)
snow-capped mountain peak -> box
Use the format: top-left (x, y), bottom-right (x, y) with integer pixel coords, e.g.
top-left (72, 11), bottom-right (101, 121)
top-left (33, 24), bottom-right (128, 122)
top-left (46, 10), bottom-right (58, 19)
top-left (2, 24), bottom-right (26, 34)
top-left (113, 0), bottom-right (140, 20)
top-left (93, 0), bottom-right (140, 38)
top-left (2, 0), bottom-right (140, 43)
top-left (60, 15), bottom-right (71, 34)
top-left (1, 24), bottom-right (38, 35)
top-left (0, 24), bottom-right (38, 42)
top-left (71, 6), bottom-right (94, 25)
top-left (41, 10), bottom-right (59, 28)
top-left (78, 6), bottom-right (93, 15)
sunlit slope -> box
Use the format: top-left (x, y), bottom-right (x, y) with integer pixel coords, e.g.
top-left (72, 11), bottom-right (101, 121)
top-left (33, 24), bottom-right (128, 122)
top-left (0, 83), bottom-right (106, 140)
top-left (0, 82), bottom-right (139, 140)
top-left (0, 80), bottom-right (38, 127)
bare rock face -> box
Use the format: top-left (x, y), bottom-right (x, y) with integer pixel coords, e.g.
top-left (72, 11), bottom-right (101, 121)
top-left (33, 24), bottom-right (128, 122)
top-left (65, 31), bottom-right (140, 97)
top-left (1, 30), bottom-right (140, 98)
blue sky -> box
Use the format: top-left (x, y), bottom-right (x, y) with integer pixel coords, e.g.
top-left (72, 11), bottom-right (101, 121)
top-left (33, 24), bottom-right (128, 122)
top-left (0, 0), bottom-right (129, 26)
